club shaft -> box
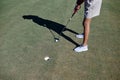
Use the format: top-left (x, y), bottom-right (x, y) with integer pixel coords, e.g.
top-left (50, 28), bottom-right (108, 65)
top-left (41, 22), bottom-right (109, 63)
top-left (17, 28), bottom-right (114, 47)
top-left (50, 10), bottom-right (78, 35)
top-left (49, 29), bottom-right (56, 38)
top-left (58, 11), bottom-right (77, 39)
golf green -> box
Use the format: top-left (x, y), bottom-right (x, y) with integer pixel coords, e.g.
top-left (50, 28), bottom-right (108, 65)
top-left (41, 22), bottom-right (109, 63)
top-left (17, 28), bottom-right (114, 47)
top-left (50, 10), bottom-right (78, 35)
top-left (0, 0), bottom-right (120, 80)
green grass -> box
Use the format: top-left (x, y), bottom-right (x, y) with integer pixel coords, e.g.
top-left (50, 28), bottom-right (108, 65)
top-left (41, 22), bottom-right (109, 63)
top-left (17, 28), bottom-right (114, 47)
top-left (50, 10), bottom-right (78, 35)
top-left (0, 0), bottom-right (120, 80)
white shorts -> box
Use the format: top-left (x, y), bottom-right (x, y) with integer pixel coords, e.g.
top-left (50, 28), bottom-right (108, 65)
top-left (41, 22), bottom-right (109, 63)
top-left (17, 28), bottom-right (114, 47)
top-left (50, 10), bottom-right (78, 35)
top-left (84, 0), bottom-right (102, 18)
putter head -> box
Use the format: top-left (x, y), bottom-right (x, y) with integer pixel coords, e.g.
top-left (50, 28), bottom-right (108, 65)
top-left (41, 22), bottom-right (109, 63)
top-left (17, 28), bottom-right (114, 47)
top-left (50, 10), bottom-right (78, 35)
top-left (54, 38), bottom-right (59, 42)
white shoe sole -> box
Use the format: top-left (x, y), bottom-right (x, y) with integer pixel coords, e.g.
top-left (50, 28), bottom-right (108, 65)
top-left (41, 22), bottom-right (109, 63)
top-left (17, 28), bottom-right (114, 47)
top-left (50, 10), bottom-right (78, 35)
top-left (74, 45), bottom-right (88, 53)
top-left (74, 49), bottom-right (88, 53)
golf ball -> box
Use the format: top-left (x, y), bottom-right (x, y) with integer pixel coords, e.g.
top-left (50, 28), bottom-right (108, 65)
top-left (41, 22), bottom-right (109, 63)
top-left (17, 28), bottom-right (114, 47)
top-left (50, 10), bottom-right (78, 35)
top-left (55, 39), bottom-right (59, 42)
top-left (44, 56), bottom-right (50, 61)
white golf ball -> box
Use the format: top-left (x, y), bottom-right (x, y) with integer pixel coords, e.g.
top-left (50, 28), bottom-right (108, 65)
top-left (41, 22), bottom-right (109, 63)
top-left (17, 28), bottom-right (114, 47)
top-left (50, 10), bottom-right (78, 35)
top-left (44, 56), bottom-right (50, 61)
top-left (55, 39), bottom-right (59, 42)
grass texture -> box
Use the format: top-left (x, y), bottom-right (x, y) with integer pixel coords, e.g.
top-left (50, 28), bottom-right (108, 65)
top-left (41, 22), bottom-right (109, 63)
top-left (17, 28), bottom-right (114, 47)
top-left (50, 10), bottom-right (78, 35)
top-left (0, 0), bottom-right (120, 80)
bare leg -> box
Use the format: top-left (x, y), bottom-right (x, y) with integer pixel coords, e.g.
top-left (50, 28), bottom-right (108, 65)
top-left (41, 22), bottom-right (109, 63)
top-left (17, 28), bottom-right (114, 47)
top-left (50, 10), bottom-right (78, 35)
top-left (82, 18), bottom-right (91, 46)
top-left (74, 18), bottom-right (91, 52)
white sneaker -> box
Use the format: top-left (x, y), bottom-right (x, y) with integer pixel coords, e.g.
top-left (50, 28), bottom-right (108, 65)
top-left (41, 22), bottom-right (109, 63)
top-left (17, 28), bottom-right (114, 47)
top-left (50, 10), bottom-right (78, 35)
top-left (74, 45), bottom-right (88, 52)
top-left (76, 33), bottom-right (84, 38)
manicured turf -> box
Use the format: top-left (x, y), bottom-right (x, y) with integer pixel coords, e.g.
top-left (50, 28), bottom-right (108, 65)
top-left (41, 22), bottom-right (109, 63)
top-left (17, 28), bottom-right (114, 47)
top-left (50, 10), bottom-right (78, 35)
top-left (0, 0), bottom-right (120, 80)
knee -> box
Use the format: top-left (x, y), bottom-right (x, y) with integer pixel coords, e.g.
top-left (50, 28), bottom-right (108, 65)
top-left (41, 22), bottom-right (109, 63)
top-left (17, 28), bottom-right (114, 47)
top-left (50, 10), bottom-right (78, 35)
top-left (83, 19), bottom-right (91, 27)
top-left (83, 21), bottom-right (89, 27)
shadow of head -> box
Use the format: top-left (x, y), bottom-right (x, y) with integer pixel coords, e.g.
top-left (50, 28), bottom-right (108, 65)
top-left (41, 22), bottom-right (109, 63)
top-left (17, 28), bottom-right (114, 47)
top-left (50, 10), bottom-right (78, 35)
top-left (23, 15), bottom-right (37, 19)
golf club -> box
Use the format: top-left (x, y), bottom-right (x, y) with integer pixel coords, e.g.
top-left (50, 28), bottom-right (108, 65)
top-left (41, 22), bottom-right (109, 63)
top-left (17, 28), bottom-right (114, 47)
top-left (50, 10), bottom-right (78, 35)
top-left (48, 29), bottom-right (59, 42)
top-left (54, 9), bottom-right (78, 42)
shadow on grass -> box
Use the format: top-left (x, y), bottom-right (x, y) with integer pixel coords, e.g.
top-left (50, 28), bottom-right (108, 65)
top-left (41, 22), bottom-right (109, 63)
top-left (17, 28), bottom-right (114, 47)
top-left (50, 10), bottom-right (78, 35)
top-left (22, 15), bottom-right (79, 46)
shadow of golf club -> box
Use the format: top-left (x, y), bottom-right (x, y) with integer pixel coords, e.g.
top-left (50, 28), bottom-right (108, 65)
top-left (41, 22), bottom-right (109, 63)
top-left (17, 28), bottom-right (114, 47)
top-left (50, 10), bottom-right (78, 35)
top-left (22, 15), bottom-right (79, 46)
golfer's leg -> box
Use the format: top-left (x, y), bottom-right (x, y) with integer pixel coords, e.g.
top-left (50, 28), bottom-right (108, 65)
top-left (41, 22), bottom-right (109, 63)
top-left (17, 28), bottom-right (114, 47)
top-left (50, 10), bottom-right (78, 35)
top-left (82, 18), bottom-right (91, 46)
top-left (74, 18), bottom-right (91, 52)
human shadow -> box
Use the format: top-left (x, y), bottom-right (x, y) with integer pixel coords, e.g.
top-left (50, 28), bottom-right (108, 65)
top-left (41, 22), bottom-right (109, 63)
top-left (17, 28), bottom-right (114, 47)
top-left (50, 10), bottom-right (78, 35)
top-left (22, 15), bottom-right (79, 46)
